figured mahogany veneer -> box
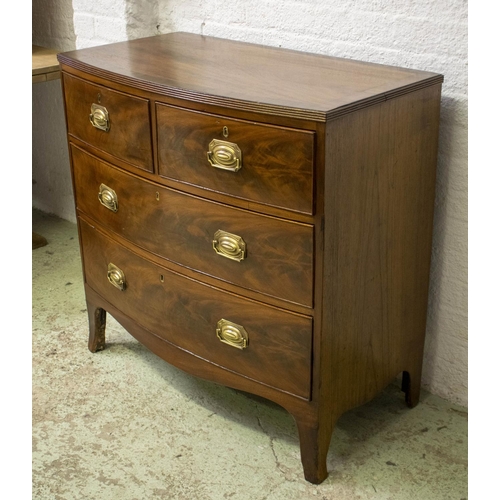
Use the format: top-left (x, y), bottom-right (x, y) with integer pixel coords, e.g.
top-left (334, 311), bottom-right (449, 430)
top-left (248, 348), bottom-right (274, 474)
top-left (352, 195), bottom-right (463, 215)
top-left (80, 218), bottom-right (313, 399)
top-left (63, 73), bottom-right (153, 172)
top-left (156, 104), bottom-right (315, 214)
top-left (58, 32), bottom-right (443, 484)
top-left (71, 145), bottom-right (314, 307)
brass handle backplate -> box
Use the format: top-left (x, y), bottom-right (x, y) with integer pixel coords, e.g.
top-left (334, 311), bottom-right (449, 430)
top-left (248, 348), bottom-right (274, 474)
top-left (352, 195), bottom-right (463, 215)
top-left (213, 229), bottom-right (246, 262)
top-left (89, 103), bottom-right (110, 132)
top-left (98, 183), bottom-right (118, 212)
top-left (207, 139), bottom-right (242, 172)
top-left (107, 263), bottom-right (126, 291)
top-left (216, 319), bottom-right (249, 350)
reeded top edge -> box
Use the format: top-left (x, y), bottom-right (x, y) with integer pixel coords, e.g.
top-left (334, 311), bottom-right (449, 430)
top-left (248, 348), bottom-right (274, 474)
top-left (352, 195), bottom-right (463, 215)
top-left (58, 32), bottom-right (444, 122)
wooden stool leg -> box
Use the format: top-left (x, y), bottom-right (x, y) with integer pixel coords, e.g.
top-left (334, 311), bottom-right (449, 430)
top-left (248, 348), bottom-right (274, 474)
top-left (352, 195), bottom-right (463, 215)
top-left (294, 417), bottom-right (335, 484)
top-left (32, 232), bottom-right (48, 249)
top-left (402, 365), bottom-right (422, 408)
top-left (87, 299), bottom-right (106, 353)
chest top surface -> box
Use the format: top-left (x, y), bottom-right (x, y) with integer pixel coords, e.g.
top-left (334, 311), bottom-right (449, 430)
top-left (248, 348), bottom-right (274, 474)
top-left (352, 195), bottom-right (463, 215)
top-left (58, 32), bottom-right (443, 121)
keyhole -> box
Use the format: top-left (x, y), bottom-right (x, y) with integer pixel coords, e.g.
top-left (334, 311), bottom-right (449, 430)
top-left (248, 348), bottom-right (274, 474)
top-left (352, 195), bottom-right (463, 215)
top-left (223, 126), bottom-right (229, 138)
top-left (160, 274), bottom-right (164, 283)
top-left (155, 191), bottom-right (160, 201)
top-left (97, 93), bottom-right (101, 103)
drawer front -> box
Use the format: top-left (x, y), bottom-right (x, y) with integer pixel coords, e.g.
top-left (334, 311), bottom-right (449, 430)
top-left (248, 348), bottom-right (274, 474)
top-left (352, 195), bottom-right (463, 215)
top-left (72, 145), bottom-right (314, 307)
top-left (80, 219), bottom-right (312, 400)
top-left (156, 104), bottom-right (315, 215)
top-left (62, 73), bottom-right (153, 172)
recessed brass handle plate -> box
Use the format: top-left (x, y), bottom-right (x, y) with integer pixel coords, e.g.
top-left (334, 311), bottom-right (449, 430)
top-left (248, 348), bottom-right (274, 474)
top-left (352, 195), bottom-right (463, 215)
top-left (98, 183), bottom-right (118, 212)
top-left (89, 103), bottom-right (110, 132)
top-left (213, 229), bottom-right (246, 262)
top-left (216, 319), bottom-right (249, 349)
top-left (207, 139), bottom-right (242, 172)
top-left (107, 263), bottom-right (126, 291)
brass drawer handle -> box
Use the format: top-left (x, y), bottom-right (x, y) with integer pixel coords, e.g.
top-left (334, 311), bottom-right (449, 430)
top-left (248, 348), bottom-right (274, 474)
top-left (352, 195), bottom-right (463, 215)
top-left (207, 139), bottom-right (242, 172)
top-left (98, 183), bottom-right (118, 212)
top-left (216, 319), bottom-right (248, 349)
top-left (107, 263), bottom-right (126, 291)
top-left (89, 103), bottom-right (110, 132)
top-left (213, 229), bottom-right (246, 262)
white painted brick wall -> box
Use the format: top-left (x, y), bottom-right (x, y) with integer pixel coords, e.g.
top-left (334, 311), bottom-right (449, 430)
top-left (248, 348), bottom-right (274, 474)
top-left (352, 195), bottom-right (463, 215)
top-left (32, 0), bottom-right (76, 51)
top-left (73, 0), bottom-right (159, 47)
top-left (32, 0), bottom-right (77, 226)
top-left (72, 0), bottom-right (125, 47)
top-left (36, 0), bottom-right (468, 407)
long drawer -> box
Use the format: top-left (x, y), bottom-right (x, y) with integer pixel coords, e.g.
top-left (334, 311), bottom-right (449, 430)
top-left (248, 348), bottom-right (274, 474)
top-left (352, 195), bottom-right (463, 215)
top-left (156, 104), bottom-right (315, 215)
top-left (72, 145), bottom-right (314, 307)
top-left (80, 218), bottom-right (313, 400)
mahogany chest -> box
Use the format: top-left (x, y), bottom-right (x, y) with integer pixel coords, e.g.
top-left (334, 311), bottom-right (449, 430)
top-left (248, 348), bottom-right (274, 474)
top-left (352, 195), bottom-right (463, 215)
top-left (58, 32), bottom-right (442, 483)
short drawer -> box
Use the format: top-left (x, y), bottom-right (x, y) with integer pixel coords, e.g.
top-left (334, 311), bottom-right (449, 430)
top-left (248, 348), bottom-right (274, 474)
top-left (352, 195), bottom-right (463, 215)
top-left (62, 73), bottom-right (153, 172)
top-left (80, 219), bottom-right (312, 400)
top-left (72, 145), bottom-right (314, 307)
top-left (156, 104), bottom-right (315, 215)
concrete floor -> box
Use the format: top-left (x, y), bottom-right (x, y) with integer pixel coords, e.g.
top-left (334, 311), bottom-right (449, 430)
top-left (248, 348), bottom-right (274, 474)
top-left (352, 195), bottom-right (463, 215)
top-left (32, 209), bottom-right (468, 500)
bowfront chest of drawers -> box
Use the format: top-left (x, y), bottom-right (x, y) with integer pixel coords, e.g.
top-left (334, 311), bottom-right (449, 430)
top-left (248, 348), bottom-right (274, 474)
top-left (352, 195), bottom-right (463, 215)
top-left (58, 33), bottom-right (443, 484)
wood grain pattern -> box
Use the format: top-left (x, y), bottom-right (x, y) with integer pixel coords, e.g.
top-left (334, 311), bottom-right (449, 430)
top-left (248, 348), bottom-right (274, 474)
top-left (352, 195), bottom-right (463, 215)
top-left (324, 84), bottom-right (441, 412)
top-left (32, 45), bottom-right (60, 83)
top-left (80, 218), bottom-right (313, 400)
top-left (71, 145), bottom-right (314, 307)
top-left (83, 284), bottom-right (315, 422)
top-left (299, 84), bottom-right (443, 482)
top-left (157, 104), bottom-right (315, 214)
top-left (57, 32), bottom-right (443, 121)
top-left (58, 32), bottom-right (443, 485)
top-left (62, 73), bottom-right (153, 171)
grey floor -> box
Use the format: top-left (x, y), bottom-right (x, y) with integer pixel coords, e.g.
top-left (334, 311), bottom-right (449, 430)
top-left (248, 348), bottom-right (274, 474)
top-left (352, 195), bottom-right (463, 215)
top-left (32, 209), bottom-right (468, 500)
